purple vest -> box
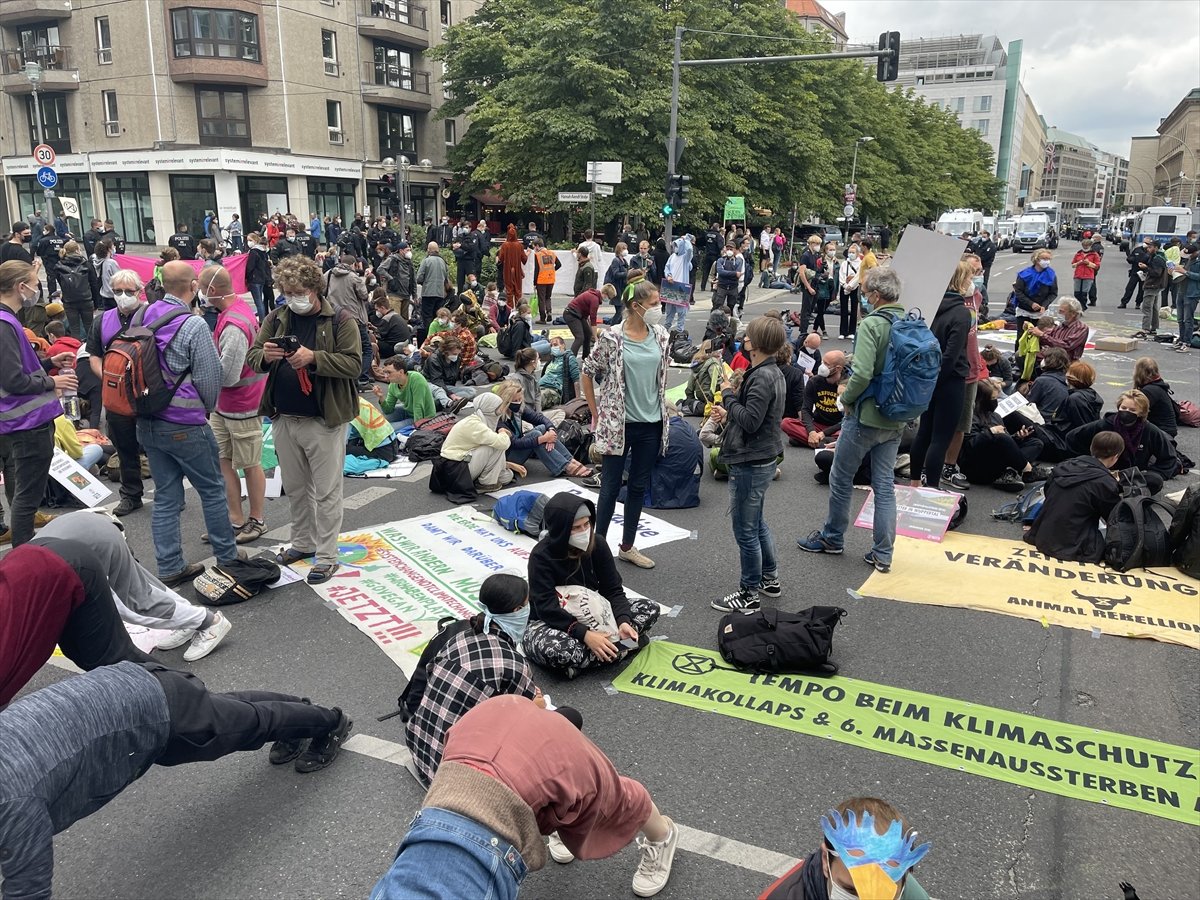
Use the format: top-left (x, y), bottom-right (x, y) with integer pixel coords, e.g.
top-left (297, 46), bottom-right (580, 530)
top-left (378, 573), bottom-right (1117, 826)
top-left (0, 307), bottom-right (62, 434)
top-left (141, 299), bottom-right (207, 425)
top-left (99, 306), bottom-right (128, 349)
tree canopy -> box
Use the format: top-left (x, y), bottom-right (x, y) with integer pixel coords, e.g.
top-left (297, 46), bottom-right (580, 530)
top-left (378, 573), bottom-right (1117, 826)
top-left (434, 0), bottom-right (1004, 230)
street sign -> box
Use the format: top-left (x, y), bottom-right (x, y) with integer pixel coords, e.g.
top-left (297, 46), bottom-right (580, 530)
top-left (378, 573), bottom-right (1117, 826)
top-left (844, 192), bottom-right (856, 204)
top-left (585, 161), bottom-right (623, 184)
top-left (843, 204), bottom-right (855, 218)
top-left (594, 184), bottom-right (614, 197)
top-left (33, 144), bottom-right (56, 166)
top-left (557, 191), bottom-right (591, 203)
top-left (37, 167), bottom-right (58, 189)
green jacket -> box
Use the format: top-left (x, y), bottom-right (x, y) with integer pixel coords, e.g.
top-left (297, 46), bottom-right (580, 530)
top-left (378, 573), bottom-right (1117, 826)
top-left (382, 371), bottom-right (436, 420)
top-left (245, 299), bottom-right (362, 426)
top-left (842, 301), bottom-right (907, 431)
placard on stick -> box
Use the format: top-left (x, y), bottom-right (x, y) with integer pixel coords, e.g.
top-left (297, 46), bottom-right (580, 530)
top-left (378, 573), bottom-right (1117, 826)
top-left (886, 228), bottom-right (966, 322)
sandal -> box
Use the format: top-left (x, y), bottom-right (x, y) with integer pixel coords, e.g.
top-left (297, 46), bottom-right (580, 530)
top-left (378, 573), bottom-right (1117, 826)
top-left (276, 547), bottom-right (315, 566)
top-left (307, 563), bottom-right (340, 585)
top-left (564, 460), bottom-right (593, 478)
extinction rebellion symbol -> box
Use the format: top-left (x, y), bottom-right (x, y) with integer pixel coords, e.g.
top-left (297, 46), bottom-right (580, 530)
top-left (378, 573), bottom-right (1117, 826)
top-left (671, 652), bottom-right (716, 676)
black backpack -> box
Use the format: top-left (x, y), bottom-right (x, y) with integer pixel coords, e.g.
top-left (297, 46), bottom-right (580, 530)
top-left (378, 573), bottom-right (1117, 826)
top-left (1103, 477), bottom-right (1175, 572)
top-left (1168, 484), bottom-right (1200, 579)
top-left (670, 333), bottom-right (698, 365)
top-left (405, 428), bottom-right (447, 462)
top-left (496, 320), bottom-right (520, 358)
top-left (717, 606), bottom-right (845, 675)
top-left (57, 263), bottom-right (92, 304)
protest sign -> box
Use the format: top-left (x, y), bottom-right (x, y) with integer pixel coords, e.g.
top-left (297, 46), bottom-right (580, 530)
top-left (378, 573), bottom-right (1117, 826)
top-left (855, 485), bottom-right (962, 542)
top-left (724, 197), bottom-right (746, 221)
top-left (48, 448), bottom-right (111, 507)
top-left (660, 278), bottom-right (693, 309)
top-left (614, 641), bottom-right (1200, 824)
top-left (885, 228), bottom-right (965, 322)
top-left (860, 533), bottom-right (1200, 649)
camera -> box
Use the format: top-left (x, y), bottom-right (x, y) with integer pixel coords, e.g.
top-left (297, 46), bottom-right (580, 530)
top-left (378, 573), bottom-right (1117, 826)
top-left (271, 334), bottom-right (301, 354)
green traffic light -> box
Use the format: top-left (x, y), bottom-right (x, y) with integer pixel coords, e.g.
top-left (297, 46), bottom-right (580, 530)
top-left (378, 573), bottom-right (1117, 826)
top-left (662, 204), bottom-right (674, 216)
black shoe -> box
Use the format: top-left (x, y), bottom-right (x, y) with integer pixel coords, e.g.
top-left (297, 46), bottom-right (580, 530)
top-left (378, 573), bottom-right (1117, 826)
top-left (161, 562), bottom-right (204, 587)
top-left (269, 738), bottom-right (308, 765)
top-left (295, 710), bottom-right (352, 773)
top-left (994, 468), bottom-right (1025, 492)
top-left (1118, 304), bottom-right (1127, 309)
top-left (114, 497), bottom-right (143, 517)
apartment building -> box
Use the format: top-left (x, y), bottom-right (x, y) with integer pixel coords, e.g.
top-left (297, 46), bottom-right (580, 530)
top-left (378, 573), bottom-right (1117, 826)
top-left (1039, 126), bottom-right (1096, 218)
top-left (0, 0), bottom-right (479, 244)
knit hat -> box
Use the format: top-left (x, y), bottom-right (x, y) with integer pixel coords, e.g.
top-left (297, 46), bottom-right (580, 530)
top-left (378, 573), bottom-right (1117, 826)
top-left (45, 302), bottom-right (64, 316)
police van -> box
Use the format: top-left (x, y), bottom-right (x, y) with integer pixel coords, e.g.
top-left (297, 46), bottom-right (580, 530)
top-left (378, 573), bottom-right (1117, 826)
top-left (1133, 206), bottom-right (1193, 244)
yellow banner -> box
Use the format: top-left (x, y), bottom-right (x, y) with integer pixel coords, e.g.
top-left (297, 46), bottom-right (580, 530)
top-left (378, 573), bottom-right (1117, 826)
top-left (860, 533), bottom-right (1200, 649)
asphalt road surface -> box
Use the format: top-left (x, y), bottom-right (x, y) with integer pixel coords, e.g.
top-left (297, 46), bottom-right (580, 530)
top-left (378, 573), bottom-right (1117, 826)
top-left (13, 248), bottom-right (1200, 900)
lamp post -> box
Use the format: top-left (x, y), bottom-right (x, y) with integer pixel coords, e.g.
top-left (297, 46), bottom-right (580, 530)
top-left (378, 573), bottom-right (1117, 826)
top-left (24, 62), bottom-right (54, 213)
top-left (849, 135), bottom-right (874, 191)
top-left (397, 156), bottom-right (433, 236)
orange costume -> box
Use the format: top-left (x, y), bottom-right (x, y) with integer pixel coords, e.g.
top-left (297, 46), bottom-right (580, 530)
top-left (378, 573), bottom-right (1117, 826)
top-left (497, 224), bottom-right (528, 308)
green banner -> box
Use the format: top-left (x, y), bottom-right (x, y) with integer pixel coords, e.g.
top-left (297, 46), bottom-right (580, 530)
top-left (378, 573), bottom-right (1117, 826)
top-left (723, 196), bottom-right (745, 220)
top-left (614, 642), bottom-right (1200, 825)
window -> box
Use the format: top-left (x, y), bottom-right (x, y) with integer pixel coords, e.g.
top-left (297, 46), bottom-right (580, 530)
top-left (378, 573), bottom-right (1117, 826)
top-left (196, 88), bottom-right (250, 147)
top-left (373, 44), bottom-right (414, 89)
top-left (444, 119), bottom-right (456, 146)
top-left (170, 174), bottom-right (217, 241)
top-left (25, 93), bottom-right (70, 154)
top-left (377, 108), bottom-right (415, 159)
top-left (973, 94), bottom-right (991, 113)
top-left (100, 174), bottom-right (154, 243)
top-left (96, 17), bottom-right (112, 65)
top-left (321, 29), bottom-right (338, 75)
top-left (953, 97), bottom-right (964, 114)
top-left (14, 175), bottom-right (93, 224)
top-left (102, 91), bottom-right (119, 137)
top-left (973, 119), bottom-right (989, 136)
top-left (327, 100), bottom-right (343, 144)
top-left (172, 9), bottom-right (259, 62)
top-left (308, 178), bottom-right (357, 226)
top-left (15, 25), bottom-right (69, 70)
top-left (440, 1), bottom-right (451, 26)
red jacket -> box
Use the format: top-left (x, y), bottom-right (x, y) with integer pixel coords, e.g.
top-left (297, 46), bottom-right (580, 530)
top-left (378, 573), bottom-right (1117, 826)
top-left (1072, 251), bottom-right (1100, 281)
top-left (46, 335), bottom-right (81, 374)
top-left (567, 288), bottom-right (602, 324)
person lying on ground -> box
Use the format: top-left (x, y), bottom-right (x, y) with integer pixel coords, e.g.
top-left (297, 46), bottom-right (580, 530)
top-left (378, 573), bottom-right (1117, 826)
top-left (370, 695), bottom-right (678, 900)
top-left (1066, 389), bottom-right (1177, 493)
top-left (1025, 431), bottom-right (1123, 563)
top-left (494, 380), bottom-right (592, 479)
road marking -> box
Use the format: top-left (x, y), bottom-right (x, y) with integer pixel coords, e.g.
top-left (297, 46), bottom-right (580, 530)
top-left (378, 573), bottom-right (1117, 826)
top-left (343, 486), bottom-right (395, 510)
top-left (342, 731), bottom-right (800, 878)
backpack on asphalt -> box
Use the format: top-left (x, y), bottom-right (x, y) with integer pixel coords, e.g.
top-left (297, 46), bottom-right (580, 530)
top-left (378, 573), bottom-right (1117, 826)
top-left (717, 605), bottom-right (845, 676)
top-left (862, 308), bottom-right (942, 422)
top-left (491, 490), bottom-right (551, 538)
top-left (1103, 478), bottom-right (1175, 573)
top-left (670, 332), bottom-right (698, 365)
top-left (192, 557), bottom-right (281, 606)
top-left (1168, 484), bottom-right (1200, 579)
top-left (404, 429), bottom-right (446, 462)
top-left (101, 305), bottom-right (194, 417)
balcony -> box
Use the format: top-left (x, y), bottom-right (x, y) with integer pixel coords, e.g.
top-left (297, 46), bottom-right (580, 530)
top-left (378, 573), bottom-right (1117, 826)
top-left (357, 0), bottom-right (429, 49)
top-left (0, 46), bottom-right (79, 95)
top-left (360, 61), bottom-right (432, 111)
top-left (0, 0), bottom-right (72, 27)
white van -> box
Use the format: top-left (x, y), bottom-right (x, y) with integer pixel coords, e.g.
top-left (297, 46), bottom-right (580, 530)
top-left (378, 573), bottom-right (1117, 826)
top-left (1011, 214), bottom-right (1050, 252)
top-left (1134, 207), bottom-right (1193, 244)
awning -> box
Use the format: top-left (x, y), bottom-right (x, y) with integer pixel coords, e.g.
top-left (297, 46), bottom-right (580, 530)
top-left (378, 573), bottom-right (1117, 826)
top-left (472, 190), bottom-right (506, 207)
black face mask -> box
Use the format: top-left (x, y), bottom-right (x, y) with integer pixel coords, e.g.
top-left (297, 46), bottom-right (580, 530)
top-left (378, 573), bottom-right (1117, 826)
top-left (509, 402), bottom-right (521, 414)
top-left (1116, 410), bottom-right (1139, 427)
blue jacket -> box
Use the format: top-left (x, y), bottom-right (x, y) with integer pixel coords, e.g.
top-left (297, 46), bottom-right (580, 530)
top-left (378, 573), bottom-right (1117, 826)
top-left (1184, 255), bottom-right (1200, 300)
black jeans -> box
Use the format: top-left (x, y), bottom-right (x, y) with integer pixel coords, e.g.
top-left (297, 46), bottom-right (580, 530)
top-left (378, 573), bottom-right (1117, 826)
top-left (148, 664), bottom-right (341, 766)
top-left (1119, 271), bottom-right (1145, 307)
top-left (107, 412), bottom-right (144, 502)
top-left (64, 301), bottom-right (94, 342)
top-left (564, 308), bottom-right (593, 358)
top-left (909, 376), bottom-right (966, 486)
top-left (0, 420), bottom-right (55, 546)
top-left (960, 432), bottom-right (1042, 484)
top-left (596, 419), bottom-right (663, 548)
top-left (30, 537), bottom-right (155, 671)
top-left (419, 296), bottom-right (443, 344)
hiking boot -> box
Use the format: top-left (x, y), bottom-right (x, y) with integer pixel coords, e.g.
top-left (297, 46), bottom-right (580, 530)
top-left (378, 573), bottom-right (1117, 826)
top-left (445, 395), bottom-right (471, 415)
top-left (796, 531), bottom-right (843, 554)
top-left (33, 512), bottom-right (56, 529)
top-left (632, 817), bottom-right (679, 897)
top-left (547, 832), bottom-right (575, 864)
top-left (940, 464), bottom-right (970, 491)
top-left (236, 518), bottom-right (267, 543)
top-left (295, 710), bottom-right (352, 773)
top-left (161, 562), bottom-right (204, 587)
top-left (864, 551), bottom-right (891, 574)
top-left (995, 468), bottom-right (1025, 492)
top-left (711, 586), bottom-right (760, 613)
top-left (113, 497), bottom-right (142, 517)
top-left (183, 613), bottom-right (232, 661)
top-left (619, 547), bottom-right (655, 569)
top-left (758, 576), bottom-right (782, 598)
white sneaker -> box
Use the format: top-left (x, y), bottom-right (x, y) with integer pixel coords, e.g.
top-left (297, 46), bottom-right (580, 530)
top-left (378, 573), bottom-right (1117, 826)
top-left (157, 626), bottom-right (196, 651)
top-left (547, 831), bottom-right (575, 864)
top-left (183, 613), bottom-right (232, 661)
top-left (632, 818), bottom-right (678, 897)
top-left (618, 546), bottom-right (656, 569)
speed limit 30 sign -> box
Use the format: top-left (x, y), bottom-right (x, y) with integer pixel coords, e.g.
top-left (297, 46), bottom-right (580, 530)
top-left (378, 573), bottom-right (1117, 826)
top-left (33, 143), bottom-right (56, 166)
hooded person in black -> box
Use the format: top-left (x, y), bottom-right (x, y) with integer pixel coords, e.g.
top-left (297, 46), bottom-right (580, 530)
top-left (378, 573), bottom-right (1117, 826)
top-left (1025, 433), bottom-right (1123, 563)
top-left (522, 493), bottom-right (660, 676)
top-left (1066, 390), bottom-right (1177, 493)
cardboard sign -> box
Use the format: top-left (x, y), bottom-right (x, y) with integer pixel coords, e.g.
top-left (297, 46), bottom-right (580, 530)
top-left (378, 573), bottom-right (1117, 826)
top-left (724, 197), bottom-right (746, 220)
top-left (886, 228), bottom-right (967, 322)
top-left (48, 448), bottom-right (112, 508)
top-left (660, 278), bottom-right (693, 309)
top-left (854, 485), bottom-right (961, 542)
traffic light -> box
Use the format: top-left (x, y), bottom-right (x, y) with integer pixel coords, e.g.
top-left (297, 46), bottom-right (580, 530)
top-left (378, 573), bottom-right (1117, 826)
top-left (876, 31), bottom-right (900, 82)
top-left (676, 174), bottom-right (691, 208)
top-left (663, 173), bottom-right (692, 217)
top-left (378, 174), bottom-right (395, 210)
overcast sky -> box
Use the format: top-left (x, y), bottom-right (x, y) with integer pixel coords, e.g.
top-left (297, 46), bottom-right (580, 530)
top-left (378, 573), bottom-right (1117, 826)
top-left (834, 0), bottom-right (1200, 156)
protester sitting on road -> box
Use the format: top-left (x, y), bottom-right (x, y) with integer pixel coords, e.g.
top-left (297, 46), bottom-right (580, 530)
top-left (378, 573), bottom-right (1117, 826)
top-left (371, 695), bottom-right (678, 900)
top-left (759, 796), bottom-right (931, 900)
top-left (1025, 347), bottom-right (1071, 421)
top-left (784, 350), bottom-right (845, 448)
top-left (979, 345), bottom-right (1013, 390)
top-left (699, 369), bottom-right (745, 478)
top-left (494, 380), bottom-right (593, 479)
top-left (506, 347), bottom-right (542, 412)
top-left (1131, 356), bottom-right (1179, 439)
top-left (523, 493), bottom-right (660, 677)
top-left (538, 336), bottom-right (581, 408)
top-left (371, 293), bottom-right (413, 359)
top-left (959, 379), bottom-right (1046, 491)
top-left (1024, 431), bottom-right (1124, 564)
top-left (373, 356), bottom-right (436, 428)
top-left (421, 336), bottom-right (476, 408)
top-left (428, 307), bottom-right (454, 338)
top-left (1036, 360), bottom-right (1103, 462)
top-left (37, 509), bottom-right (232, 661)
top-left (402, 573), bottom-right (542, 786)
top-left (440, 392), bottom-right (524, 492)
top-left (1066, 389), bottom-right (1177, 493)
top-left (0, 661), bottom-right (350, 899)
top-left (1024, 297), bottom-right (1087, 362)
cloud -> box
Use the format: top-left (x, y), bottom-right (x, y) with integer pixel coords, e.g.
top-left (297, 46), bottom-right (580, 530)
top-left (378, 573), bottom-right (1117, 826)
top-left (832, 0), bottom-right (1200, 156)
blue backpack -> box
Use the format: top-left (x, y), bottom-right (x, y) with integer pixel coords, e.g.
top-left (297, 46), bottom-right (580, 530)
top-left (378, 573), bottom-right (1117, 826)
top-left (862, 309), bottom-right (941, 422)
top-left (491, 490), bottom-right (550, 538)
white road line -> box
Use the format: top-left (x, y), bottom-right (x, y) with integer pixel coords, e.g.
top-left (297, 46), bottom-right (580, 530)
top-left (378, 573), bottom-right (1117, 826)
top-left (342, 731), bottom-right (800, 878)
top-left (343, 486), bottom-right (396, 510)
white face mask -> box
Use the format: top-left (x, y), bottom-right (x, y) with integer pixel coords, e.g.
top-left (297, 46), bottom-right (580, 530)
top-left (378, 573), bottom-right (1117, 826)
top-left (828, 879), bottom-right (858, 900)
top-left (1035, 260), bottom-right (1049, 270)
top-left (568, 529), bottom-right (592, 551)
top-left (640, 305), bottom-right (663, 327)
top-left (438, 317), bottom-right (449, 325)
top-left (116, 294), bottom-right (142, 313)
top-left (286, 294), bottom-right (313, 314)
top-left (817, 363), bottom-right (831, 378)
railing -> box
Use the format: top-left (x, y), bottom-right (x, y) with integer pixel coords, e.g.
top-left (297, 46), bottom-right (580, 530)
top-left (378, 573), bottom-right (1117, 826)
top-left (1, 45), bottom-right (74, 75)
top-left (361, 0), bottom-right (428, 31)
top-left (362, 60), bottom-right (430, 94)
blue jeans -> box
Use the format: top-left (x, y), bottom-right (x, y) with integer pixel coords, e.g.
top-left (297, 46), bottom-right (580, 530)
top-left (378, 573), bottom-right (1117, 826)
top-left (531, 338), bottom-right (551, 355)
top-left (663, 301), bottom-right (688, 332)
top-left (358, 323), bottom-right (373, 380)
top-left (370, 808), bottom-right (527, 900)
top-left (730, 460), bottom-right (778, 589)
top-left (507, 436), bottom-right (574, 476)
top-left (384, 406), bottom-right (413, 429)
top-left (136, 418), bottom-right (239, 576)
top-left (248, 283), bottom-right (267, 320)
top-left (596, 419), bottom-right (662, 547)
top-left (818, 414), bottom-right (901, 564)
top-left (1179, 292), bottom-right (1198, 346)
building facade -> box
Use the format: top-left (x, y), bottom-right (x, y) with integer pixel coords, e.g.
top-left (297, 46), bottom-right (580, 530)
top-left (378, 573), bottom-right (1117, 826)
top-left (1126, 136), bottom-right (1159, 209)
top-left (1010, 87), bottom-right (1045, 213)
top-left (783, 0), bottom-right (848, 48)
top-left (0, 0), bottom-right (480, 245)
top-left (1125, 88), bottom-right (1199, 210)
top-left (1039, 126), bottom-right (1096, 218)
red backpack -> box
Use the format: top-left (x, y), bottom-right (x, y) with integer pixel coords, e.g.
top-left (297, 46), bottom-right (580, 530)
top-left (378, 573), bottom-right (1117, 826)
top-left (101, 305), bottom-right (193, 417)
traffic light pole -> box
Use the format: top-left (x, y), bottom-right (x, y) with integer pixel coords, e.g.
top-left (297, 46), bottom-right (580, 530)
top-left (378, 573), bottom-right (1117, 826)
top-left (664, 26), bottom-right (682, 246)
